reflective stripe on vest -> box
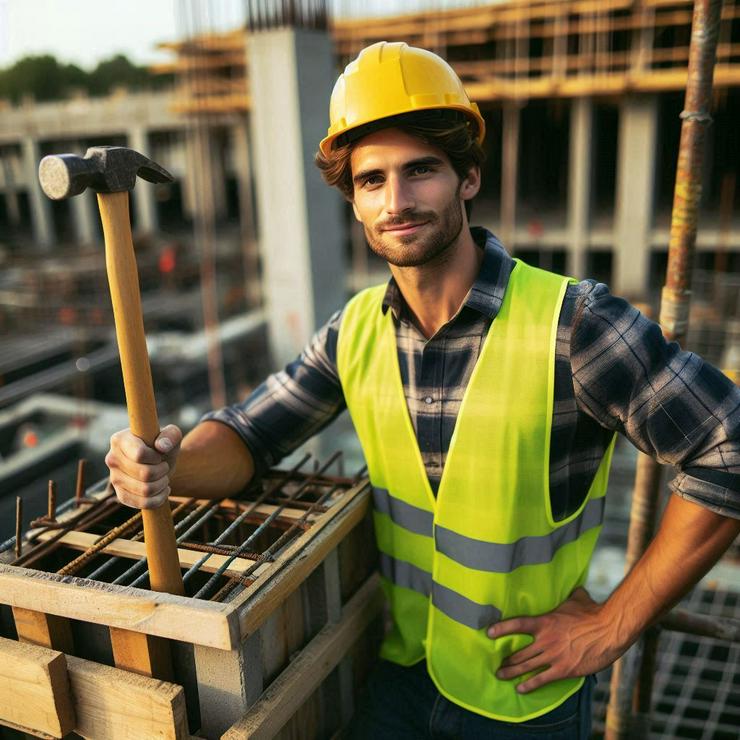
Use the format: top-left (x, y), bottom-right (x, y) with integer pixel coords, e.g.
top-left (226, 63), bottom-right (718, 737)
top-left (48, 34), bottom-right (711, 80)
top-left (337, 260), bottom-right (615, 722)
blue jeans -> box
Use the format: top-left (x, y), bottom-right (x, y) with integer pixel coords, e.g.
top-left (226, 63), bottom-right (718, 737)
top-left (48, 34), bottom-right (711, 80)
top-left (347, 660), bottom-right (594, 739)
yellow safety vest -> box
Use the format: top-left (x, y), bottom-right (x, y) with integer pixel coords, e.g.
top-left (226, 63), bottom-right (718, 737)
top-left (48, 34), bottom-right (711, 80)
top-left (336, 259), bottom-right (615, 721)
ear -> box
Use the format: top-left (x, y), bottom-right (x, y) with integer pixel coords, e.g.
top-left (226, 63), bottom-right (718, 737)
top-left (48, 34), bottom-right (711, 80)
top-left (460, 166), bottom-right (481, 201)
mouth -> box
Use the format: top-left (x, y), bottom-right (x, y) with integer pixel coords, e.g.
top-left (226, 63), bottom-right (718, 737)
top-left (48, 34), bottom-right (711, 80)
top-left (382, 221), bottom-right (429, 235)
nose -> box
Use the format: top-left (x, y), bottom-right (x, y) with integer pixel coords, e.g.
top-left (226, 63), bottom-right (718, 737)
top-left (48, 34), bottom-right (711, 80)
top-left (384, 173), bottom-right (415, 215)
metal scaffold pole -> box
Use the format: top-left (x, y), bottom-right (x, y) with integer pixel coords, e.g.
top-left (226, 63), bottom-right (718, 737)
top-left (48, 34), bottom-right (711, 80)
top-left (604, 1), bottom-right (725, 738)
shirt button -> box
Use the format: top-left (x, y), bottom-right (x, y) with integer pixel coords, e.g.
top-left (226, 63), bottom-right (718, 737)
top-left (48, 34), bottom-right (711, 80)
top-left (424, 396), bottom-right (434, 405)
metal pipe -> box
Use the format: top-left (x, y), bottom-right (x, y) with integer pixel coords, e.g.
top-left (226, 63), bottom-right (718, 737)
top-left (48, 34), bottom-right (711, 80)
top-left (605, 2), bottom-right (724, 738)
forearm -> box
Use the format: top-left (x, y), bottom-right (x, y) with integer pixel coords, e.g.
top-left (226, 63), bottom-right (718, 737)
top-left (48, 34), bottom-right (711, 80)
top-left (492, 493), bottom-right (740, 692)
top-left (171, 420), bottom-right (255, 499)
top-left (600, 494), bottom-right (740, 650)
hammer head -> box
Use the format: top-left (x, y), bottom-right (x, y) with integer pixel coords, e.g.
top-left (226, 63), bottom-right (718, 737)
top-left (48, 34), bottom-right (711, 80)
top-left (38, 146), bottom-right (174, 201)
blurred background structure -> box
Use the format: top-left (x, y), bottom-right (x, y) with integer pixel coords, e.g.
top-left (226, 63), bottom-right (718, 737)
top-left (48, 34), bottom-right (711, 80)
top-left (0, 1), bottom-right (739, 737)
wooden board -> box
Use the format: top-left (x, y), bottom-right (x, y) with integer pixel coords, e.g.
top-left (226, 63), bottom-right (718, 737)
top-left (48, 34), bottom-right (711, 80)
top-left (12, 606), bottom-right (74, 653)
top-left (0, 636), bottom-right (75, 738)
top-left (67, 654), bottom-right (188, 740)
top-left (36, 529), bottom-right (269, 580)
top-left (235, 483), bottom-right (371, 637)
top-left (0, 564), bottom-right (238, 650)
top-left (222, 574), bottom-right (383, 740)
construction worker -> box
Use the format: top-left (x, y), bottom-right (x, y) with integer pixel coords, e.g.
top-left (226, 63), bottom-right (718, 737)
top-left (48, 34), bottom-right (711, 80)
top-left (106, 43), bottom-right (740, 738)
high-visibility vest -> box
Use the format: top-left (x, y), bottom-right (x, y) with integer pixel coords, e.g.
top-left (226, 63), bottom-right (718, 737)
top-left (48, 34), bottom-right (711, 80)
top-left (336, 259), bottom-right (615, 721)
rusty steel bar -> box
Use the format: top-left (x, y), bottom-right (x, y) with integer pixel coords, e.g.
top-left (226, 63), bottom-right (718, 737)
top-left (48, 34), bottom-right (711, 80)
top-left (112, 499), bottom-right (221, 586)
top-left (215, 478), bottom-right (352, 604)
top-left (47, 480), bottom-right (57, 521)
top-left (605, 2), bottom-right (724, 739)
top-left (11, 496), bottom-right (119, 569)
top-left (86, 498), bottom-right (200, 581)
top-left (57, 498), bottom-right (196, 578)
top-left (15, 497), bottom-right (22, 558)
top-left (191, 450), bottom-right (342, 599)
top-left (57, 510), bottom-right (145, 576)
top-left (75, 459), bottom-right (87, 505)
top-left (179, 453), bottom-right (314, 586)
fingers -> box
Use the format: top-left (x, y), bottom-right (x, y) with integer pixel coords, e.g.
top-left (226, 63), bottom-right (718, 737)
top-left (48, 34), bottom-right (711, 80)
top-left (515, 667), bottom-right (559, 694)
top-left (154, 424), bottom-right (182, 456)
top-left (498, 642), bottom-right (543, 669)
top-left (497, 654), bottom-right (548, 681)
top-left (115, 481), bottom-right (171, 510)
top-left (106, 426), bottom-right (181, 510)
top-left (487, 617), bottom-right (538, 639)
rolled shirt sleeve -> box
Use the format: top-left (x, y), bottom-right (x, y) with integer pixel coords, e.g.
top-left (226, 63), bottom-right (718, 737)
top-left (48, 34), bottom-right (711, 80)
top-left (201, 309), bottom-right (346, 478)
top-left (571, 281), bottom-right (740, 519)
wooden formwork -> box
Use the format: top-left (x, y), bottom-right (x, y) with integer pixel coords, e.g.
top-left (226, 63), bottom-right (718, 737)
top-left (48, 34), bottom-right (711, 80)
top-left (0, 467), bottom-right (381, 739)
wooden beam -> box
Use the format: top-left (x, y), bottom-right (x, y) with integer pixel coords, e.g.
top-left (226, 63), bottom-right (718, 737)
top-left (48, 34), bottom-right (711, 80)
top-left (0, 565), bottom-right (238, 650)
top-left (35, 529), bottom-right (269, 580)
top-left (12, 606), bottom-right (74, 654)
top-left (222, 574), bottom-right (383, 740)
top-left (0, 637), bottom-right (75, 738)
top-left (109, 628), bottom-right (174, 681)
top-left (66, 654), bottom-right (188, 740)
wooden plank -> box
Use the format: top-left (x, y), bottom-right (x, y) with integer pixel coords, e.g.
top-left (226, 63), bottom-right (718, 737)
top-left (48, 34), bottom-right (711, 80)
top-left (222, 574), bottom-right (383, 740)
top-left (36, 529), bottom-right (264, 579)
top-left (235, 483), bottom-right (371, 638)
top-left (0, 637), bottom-right (75, 738)
top-left (0, 565), bottom-right (238, 650)
top-left (12, 606), bottom-right (74, 654)
top-left (66, 654), bottom-right (188, 740)
top-left (109, 627), bottom-right (173, 681)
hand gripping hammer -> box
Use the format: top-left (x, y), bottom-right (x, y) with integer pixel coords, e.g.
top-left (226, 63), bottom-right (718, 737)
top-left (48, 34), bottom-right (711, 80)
top-left (39, 147), bottom-right (185, 597)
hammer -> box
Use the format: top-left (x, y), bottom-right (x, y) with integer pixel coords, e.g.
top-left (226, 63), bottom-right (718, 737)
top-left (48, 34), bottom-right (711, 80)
top-left (39, 146), bottom-right (185, 597)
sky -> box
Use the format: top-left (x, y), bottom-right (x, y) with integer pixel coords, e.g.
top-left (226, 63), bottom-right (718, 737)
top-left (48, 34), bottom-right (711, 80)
top-left (0, 0), bottom-right (490, 70)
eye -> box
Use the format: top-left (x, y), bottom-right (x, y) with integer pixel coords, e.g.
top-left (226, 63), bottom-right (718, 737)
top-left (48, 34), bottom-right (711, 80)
top-left (361, 175), bottom-right (384, 188)
top-left (411, 165), bottom-right (433, 176)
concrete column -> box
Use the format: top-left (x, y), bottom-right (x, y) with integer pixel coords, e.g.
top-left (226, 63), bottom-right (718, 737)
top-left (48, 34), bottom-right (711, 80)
top-left (128, 126), bottom-right (158, 234)
top-left (567, 98), bottom-right (593, 279)
top-left (231, 119), bottom-right (261, 305)
top-left (71, 143), bottom-right (97, 246)
top-left (614, 95), bottom-right (658, 297)
top-left (500, 102), bottom-right (520, 249)
top-left (22, 137), bottom-right (54, 249)
top-left (1, 151), bottom-right (22, 227)
top-left (248, 29), bottom-right (346, 369)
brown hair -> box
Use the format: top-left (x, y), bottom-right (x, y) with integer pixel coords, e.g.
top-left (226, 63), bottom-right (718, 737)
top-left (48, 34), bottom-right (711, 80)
top-left (315, 110), bottom-right (486, 219)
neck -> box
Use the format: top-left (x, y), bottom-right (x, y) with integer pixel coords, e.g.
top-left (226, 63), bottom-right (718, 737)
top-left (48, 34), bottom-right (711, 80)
top-left (390, 227), bottom-right (482, 339)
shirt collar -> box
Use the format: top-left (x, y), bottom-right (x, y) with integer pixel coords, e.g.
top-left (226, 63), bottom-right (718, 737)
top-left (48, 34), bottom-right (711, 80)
top-left (381, 227), bottom-right (515, 321)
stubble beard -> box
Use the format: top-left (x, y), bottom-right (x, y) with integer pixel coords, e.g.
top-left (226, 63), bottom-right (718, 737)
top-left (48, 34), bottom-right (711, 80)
top-left (363, 193), bottom-right (465, 269)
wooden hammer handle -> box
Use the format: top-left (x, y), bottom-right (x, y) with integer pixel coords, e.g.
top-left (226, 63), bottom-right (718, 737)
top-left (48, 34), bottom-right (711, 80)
top-left (98, 191), bottom-right (185, 596)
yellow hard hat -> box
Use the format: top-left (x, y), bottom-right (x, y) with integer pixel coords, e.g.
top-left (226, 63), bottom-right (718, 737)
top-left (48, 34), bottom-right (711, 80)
top-left (319, 41), bottom-right (485, 157)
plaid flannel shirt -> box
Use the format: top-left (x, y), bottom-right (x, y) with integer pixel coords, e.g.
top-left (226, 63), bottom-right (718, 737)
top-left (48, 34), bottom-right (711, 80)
top-left (205, 228), bottom-right (740, 520)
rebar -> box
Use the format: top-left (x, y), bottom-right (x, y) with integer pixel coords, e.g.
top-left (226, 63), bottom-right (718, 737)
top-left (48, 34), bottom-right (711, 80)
top-left (187, 452), bottom-right (340, 597)
top-left (57, 509), bottom-right (145, 576)
top-left (177, 453), bottom-right (313, 587)
top-left (47, 480), bottom-right (57, 521)
top-left (75, 459), bottom-right (87, 505)
top-left (15, 497), bottom-right (22, 558)
top-left (11, 495), bottom-right (119, 569)
top-left (605, 2), bottom-right (724, 738)
top-left (111, 499), bottom-right (221, 586)
top-left (85, 498), bottom-right (197, 581)
top-left (214, 478), bottom-right (346, 603)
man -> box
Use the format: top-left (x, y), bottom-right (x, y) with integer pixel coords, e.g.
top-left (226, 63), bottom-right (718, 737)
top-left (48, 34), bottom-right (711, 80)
top-left (107, 42), bottom-right (740, 737)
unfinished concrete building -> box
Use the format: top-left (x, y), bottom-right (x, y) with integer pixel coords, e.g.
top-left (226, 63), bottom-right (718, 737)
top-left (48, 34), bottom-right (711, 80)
top-left (1, 0), bottom-right (739, 363)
